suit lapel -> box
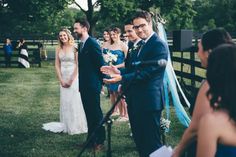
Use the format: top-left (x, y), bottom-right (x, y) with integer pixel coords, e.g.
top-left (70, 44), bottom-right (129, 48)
top-left (137, 33), bottom-right (157, 60)
top-left (131, 40), bottom-right (145, 62)
top-left (79, 37), bottom-right (90, 54)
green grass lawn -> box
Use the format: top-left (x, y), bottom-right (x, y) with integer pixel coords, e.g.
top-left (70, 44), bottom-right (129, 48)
top-left (0, 61), bottom-right (186, 157)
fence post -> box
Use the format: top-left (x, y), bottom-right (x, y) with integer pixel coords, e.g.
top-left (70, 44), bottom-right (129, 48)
top-left (180, 51), bottom-right (184, 82)
top-left (190, 47), bottom-right (195, 88)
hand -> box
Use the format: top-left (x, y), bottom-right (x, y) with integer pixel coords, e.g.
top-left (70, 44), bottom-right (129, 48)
top-left (101, 65), bottom-right (120, 76)
top-left (60, 80), bottom-right (70, 88)
top-left (66, 79), bottom-right (73, 87)
top-left (103, 74), bottom-right (122, 84)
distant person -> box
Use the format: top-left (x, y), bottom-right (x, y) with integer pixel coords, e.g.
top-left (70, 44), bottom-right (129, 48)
top-left (42, 28), bottom-right (87, 135)
top-left (197, 43), bottom-right (236, 157)
top-left (18, 39), bottom-right (30, 68)
top-left (3, 38), bottom-right (13, 67)
top-left (38, 42), bottom-right (47, 60)
top-left (121, 33), bottom-right (129, 45)
top-left (102, 29), bottom-right (111, 50)
top-left (101, 29), bottom-right (111, 97)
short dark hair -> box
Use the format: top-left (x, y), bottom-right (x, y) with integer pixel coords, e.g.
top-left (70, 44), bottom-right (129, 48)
top-left (132, 10), bottom-right (152, 24)
top-left (20, 38), bottom-right (25, 43)
top-left (207, 43), bottom-right (236, 121)
top-left (124, 19), bottom-right (133, 26)
top-left (75, 18), bottom-right (90, 31)
top-left (201, 28), bottom-right (232, 51)
top-left (103, 28), bottom-right (110, 33)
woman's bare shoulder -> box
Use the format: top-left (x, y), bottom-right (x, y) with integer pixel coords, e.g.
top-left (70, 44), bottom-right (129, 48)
top-left (55, 46), bottom-right (61, 52)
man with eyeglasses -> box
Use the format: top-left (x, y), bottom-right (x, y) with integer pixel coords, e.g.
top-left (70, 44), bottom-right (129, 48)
top-left (101, 11), bottom-right (168, 157)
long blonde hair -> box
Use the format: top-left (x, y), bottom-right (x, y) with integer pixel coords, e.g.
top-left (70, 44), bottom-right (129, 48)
top-left (57, 28), bottom-right (75, 48)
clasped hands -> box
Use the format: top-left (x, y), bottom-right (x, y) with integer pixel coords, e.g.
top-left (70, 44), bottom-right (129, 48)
top-left (100, 65), bottom-right (122, 84)
top-left (60, 79), bottom-right (73, 88)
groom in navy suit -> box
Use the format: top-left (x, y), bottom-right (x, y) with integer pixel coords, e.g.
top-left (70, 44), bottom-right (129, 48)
top-left (74, 19), bottom-right (105, 150)
top-left (101, 11), bottom-right (168, 157)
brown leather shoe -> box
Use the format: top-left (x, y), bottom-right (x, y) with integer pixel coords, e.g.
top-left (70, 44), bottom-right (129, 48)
top-left (94, 144), bottom-right (105, 152)
top-left (75, 142), bottom-right (93, 149)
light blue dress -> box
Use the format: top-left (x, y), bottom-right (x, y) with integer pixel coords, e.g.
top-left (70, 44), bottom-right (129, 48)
top-left (103, 48), bottom-right (125, 92)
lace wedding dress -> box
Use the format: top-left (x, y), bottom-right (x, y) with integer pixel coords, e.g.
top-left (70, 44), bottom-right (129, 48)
top-left (42, 48), bottom-right (87, 135)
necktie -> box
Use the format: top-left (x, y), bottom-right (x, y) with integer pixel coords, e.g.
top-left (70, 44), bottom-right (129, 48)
top-left (137, 40), bottom-right (145, 57)
top-left (78, 42), bottom-right (83, 53)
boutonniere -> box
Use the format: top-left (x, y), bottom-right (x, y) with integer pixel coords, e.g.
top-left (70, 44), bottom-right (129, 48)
top-left (128, 43), bottom-right (142, 54)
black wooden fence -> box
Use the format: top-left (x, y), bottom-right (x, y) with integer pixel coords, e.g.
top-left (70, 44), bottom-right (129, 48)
top-left (0, 42), bottom-right (41, 67)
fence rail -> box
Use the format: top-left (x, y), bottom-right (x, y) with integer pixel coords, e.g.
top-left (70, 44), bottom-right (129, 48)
top-left (0, 42), bottom-right (41, 67)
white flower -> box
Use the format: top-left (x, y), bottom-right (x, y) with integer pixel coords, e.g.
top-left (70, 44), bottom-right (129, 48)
top-left (103, 50), bottom-right (118, 65)
top-left (160, 118), bottom-right (171, 132)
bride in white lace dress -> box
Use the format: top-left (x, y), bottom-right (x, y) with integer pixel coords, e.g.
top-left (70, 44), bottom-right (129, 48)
top-left (42, 28), bottom-right (87, 135)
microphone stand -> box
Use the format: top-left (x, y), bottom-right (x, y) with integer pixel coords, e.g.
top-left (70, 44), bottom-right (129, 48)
top-left (77, 66), bottom-right (140, 157)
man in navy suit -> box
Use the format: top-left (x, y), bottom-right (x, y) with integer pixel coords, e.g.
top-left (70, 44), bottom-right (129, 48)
top-left (101, 11), bottom-right (168, 157)
top-left (124, 21), bottom-right (142, 70)
top-left (74, 19), bottom-right (105, 150)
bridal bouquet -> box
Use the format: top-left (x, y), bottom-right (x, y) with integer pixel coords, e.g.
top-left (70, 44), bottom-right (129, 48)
top-left (160, 118), bottom-right (171, 132)
top-left (103, 50), bottom-right (118, 65)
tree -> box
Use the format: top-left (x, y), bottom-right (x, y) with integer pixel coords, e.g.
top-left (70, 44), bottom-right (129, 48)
top-left (163, 0), bottom-right (196, 30)
top-left (72, 0), bottom-right (196, 36)
top-left (193, 0), bottom-right (236, 32)
top-left (0, 0), bottom-right (71, 38)
top-left (71, 0), bottom-right (100, 35)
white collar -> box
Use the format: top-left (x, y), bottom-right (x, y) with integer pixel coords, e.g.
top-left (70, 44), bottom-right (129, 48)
top-left (133, 39), bottom-right (142, 46)
top-left (81, 34), bottom-right (89, 43)
top-left (144, 32), bottom-right (154, 43)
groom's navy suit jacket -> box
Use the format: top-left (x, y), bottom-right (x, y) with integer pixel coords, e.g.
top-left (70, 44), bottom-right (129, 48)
top-left (78, 37), bottom-right (104, 93)
top-left (122, 33), bottom-right (168, 112)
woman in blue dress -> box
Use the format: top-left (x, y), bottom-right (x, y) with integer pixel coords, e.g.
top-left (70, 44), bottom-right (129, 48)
top-left (104, 27), bottom-right (128, 121)
top-left (101, 29), bottom-right (112, 97)
top-left (196, 43), bottom-right (236, 157)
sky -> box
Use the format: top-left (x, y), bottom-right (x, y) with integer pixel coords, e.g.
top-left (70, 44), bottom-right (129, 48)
top-left (69, 0), bottom-right (97, 10)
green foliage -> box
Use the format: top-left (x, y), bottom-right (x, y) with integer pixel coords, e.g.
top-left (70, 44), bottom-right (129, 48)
top-left (164, 0), bottom-right (196, 30)
top-left (193, 0), bottom-right (236, 32)
top-left (91, 0), bottom-right (196, 35)
top-left (100, 0), bottom-right (135, 22)
top-left (1, 0), bottom-right (236, 38)
top-left (0, 0), bottom-right (73, 37)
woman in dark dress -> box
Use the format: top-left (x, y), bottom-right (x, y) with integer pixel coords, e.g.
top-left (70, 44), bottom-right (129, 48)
top-left (18, 38), bottom-right (30, 68)
top-left (172, 28), bottom-right (233, 157)
top-left (197, 43), bottom-right (236, 157)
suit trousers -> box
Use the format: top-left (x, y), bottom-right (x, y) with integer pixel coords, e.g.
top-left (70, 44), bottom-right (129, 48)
top-left (80, 90), bottom-right (105, 145)
top-left (128, 105), bottom-right (162, 157)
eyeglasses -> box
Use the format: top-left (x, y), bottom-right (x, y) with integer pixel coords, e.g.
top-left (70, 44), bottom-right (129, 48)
top-left (133, 24), bottom-right (146, 30)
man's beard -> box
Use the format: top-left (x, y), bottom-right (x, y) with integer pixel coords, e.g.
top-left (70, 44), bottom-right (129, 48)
top-left (73, 32), bottom-right (82, 39)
